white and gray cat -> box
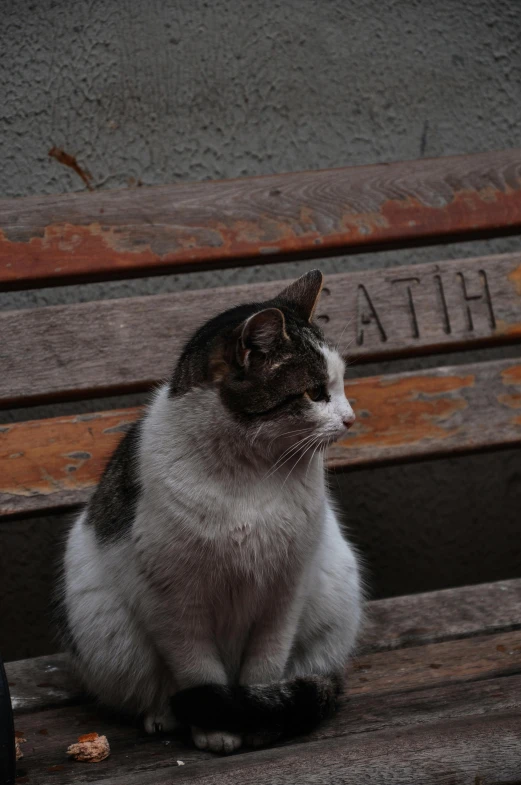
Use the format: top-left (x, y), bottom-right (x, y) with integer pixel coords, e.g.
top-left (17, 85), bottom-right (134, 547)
top-left (60, 270), bottom-right (362, 753)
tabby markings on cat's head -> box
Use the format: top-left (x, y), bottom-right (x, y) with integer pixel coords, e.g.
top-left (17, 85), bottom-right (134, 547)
top-left (170, 270), bottom-right (355, 452)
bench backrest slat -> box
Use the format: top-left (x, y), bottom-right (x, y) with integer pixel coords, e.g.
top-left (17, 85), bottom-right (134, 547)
top-left (2, 251), bottom-right (521, 408)
top-left (2, 356), bottom-right (520, 519)
top-left (1, 149), bottom-right (520, 290)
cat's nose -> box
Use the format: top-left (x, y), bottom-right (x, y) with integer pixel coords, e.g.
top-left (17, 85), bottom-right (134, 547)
top-left (343, 414), bottom-right (356, 430)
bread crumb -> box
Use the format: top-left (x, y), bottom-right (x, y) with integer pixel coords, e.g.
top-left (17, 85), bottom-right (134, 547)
top-left (15, 736), bottom-right (26, 761)
top-left (67, 732), bottom-right (110, 762)
top-left (177, 760), bottom-right (185, 765)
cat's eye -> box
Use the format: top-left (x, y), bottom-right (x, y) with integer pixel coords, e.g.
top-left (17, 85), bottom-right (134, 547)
top-left (306, 384), bottom-right (330, 403)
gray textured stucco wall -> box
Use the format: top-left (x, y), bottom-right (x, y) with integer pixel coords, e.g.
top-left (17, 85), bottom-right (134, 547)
top-left (1, 0), bottom-right (521, 661)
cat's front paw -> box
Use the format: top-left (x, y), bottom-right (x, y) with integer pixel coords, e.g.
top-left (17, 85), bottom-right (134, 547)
top-left (143, 707), bottom-right (179, 734)
top-left (191, 726), bottom-right (242, 754)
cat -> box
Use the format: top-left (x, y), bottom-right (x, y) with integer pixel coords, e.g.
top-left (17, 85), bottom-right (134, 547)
top-left (60, 269), bottom-right (362, 754)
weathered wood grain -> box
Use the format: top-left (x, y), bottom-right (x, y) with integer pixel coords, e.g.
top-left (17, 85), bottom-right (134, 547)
top-left (360, 577), bottom-right (521, 654)
top-left (11, 676), bottom-right (521, 785)
top-left (6, 654), bottom-right (83, 714)
top-left (347, 630), bottom-right (521, 697)
top-left (3, 357), bottom-right (521, 518)
top-left (327, 356), bottom-right (521, 468)
top-left (321, 673), bottom-right (521, 741)
top-left (3, 252), bottom-right (521, 407)
top-left (21, 714), bottom-right (521, 785)
top-left (8, 601), bottom-right (521, 715)
top-left (1, 149), bottom-right (521, 289)
top-left (0, 408), bottom-right (139, 517)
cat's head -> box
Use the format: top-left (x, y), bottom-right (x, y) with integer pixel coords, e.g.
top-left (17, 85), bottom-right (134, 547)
top-left (170, 270), bottom-right (355, 452)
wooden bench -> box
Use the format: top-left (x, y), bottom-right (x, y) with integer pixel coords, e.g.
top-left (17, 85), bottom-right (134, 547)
top-left (2, 148), bottom-right (521, 784)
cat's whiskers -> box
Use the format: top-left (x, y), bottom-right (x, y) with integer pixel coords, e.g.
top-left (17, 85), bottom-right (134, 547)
top-left (266, 427), bottom-right (313, 453)
top-left (249, 423), bottom-right (265, 447)
top-left (262, 432), bottom-right (318, 481)
top-left (281, 434), bottom-right (322, 489)
top-left (263, 434), bottom-right (317, 480)
top-left (334, 315), bottom-right (355, 355)
top-left (304, 436), bottom-right (325, 485)
top-left (339, 335), bottom-right (356, 358)
top-left (321, 443), bottom-right (328, 467)
top-left (265, 430), bottom-right (315, 469)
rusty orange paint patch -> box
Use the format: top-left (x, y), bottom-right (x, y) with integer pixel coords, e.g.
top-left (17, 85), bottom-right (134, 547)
top-left (498, 394), bottom-right (521, 409)
top-left (0, 408), bottom-right (141, 498)
top-left (339, 374), bottom-right (475, 449)
top-left (494, 320), bottom-right (521, 338)
top-left (379, 186), bottom-right (521, 244)
top-left (0, 224), bottom-right (158, 286)
top-left (340, 210), bottom-right (389, 236)
top-left (501, 365), bottom-right (521, 385)
top-left (508, 263), bottom-right (521, 297)
top-left (500, 365), bottom-right (521, 419)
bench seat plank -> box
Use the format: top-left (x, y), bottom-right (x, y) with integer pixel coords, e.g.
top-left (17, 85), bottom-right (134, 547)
top-left (361, 577), bottom-right (521, 653)
top-left (1, 149), bottom-right (520, 290)
top-left (94, 715), bottom-right (521, 785)
top-left (11, 675), bottom-right (521, 785)
top-left (2, 357), bottom-right (521, 518)
top-left (3, 252), bottom-right (521, 407)
top-left (8, 579), bottom-right (521, 714)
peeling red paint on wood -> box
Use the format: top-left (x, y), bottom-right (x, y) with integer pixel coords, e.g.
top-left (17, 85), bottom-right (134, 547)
top-left (341, 374), bottom-right (474, 449)
top-left (327, 358), bottom-right (521, 469)
top-left (501, 365), bottom-right (521, 385)
top-left (500, 366), bottom-right (521, 425)
top-left (1, 149), bottom-right (520, 289)
top-left (379, 185), bottom-right (521, 235)
top-left (0, 223), bottom-right (164, 285)
top-left (2, 359), bottom-right (521, 518)
top-left (0, 409), bottom-right (140, 504)
top-left (499, 394), bottom-right (521, 409)
top-left (508, 262), bottom-right (521, 296)
top-left (495, 319), bottom-right (521, 337)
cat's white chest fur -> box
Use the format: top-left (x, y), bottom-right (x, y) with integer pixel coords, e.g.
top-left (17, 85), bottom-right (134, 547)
top-left (138, 473), bottom-right (317, 582)
top-left (138, 386), bottom-right (323, 571)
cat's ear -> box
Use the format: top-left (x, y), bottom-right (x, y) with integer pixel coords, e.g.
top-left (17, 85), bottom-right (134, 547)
top-left (237, 308), bottom-right (287, 367)
top-left (276, 269), bottom-right (324, 322)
